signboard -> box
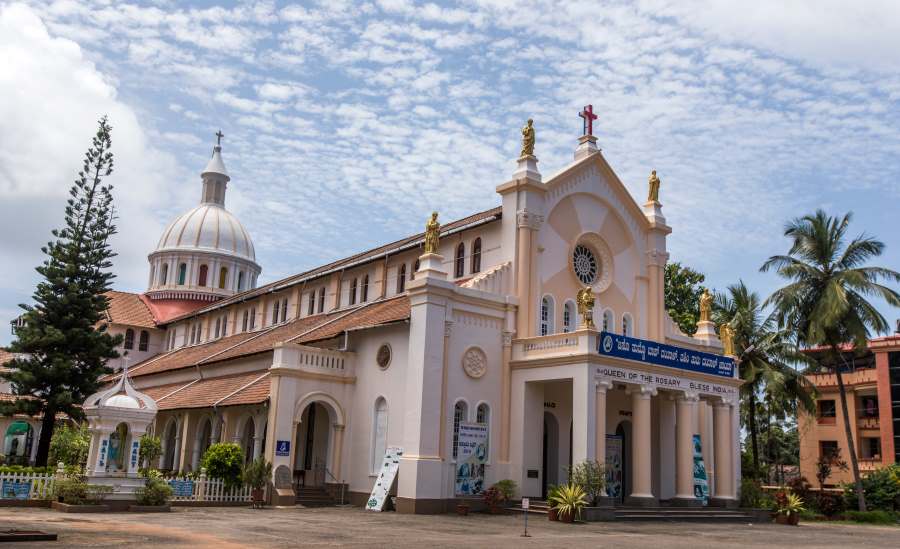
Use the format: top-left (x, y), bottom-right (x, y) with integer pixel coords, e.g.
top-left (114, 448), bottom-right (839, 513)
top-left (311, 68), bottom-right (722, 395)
top-left (130, 440), bottom-right (140, 469)
top-left (693, 434), bottom-right (709, 505)
top-left (275, 440), bottom-right (291, 457)
top-left (454, 422), bottom-right (488, 496)
top-left (1, 480), bottom-right (31, 500)
top-left (605, 435), bottom-right (623, 501)
top-left (98, 439), bottom-right (108, 468)
top-left (595, 365), bottom-right (738, 401)
top-left (366, 447), bottom-right (402, 511)
top-left (598, 331), bottom-right (735, 378)
top-left (521, 497), bottom-right (530, 510)
top-left (168, 479), bottom-right (194, 497)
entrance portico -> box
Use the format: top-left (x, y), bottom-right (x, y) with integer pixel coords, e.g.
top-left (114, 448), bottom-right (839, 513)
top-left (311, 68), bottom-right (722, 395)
top-left (510, 328), bottom-right (741, 508)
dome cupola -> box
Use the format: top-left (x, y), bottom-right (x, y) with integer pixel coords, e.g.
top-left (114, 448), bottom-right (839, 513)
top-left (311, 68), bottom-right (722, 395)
top-left (146, 133), bottom-right (261, 302)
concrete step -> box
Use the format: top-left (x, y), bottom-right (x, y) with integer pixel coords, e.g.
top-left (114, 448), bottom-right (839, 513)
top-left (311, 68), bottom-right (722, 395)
top-left (295, 487), bottom-right (335, 507)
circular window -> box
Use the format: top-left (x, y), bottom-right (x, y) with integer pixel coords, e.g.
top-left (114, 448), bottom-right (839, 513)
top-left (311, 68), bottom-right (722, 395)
top-left (376, 344), bottom-right (392, 370)
top-left (572, 244), bottom-right (598, 285)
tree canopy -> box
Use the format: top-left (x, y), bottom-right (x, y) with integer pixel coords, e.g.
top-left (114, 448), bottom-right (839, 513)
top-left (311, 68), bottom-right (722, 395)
top-left (664, 261), bottom-right (706, 335)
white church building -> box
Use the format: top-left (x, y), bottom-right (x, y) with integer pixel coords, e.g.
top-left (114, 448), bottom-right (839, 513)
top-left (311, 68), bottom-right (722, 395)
top-left (91, 114), bottom-right (742, 513)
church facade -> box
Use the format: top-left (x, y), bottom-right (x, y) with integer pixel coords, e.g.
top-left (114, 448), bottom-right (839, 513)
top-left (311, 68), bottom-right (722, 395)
top-left (94, 115), bottom-right (742, 512)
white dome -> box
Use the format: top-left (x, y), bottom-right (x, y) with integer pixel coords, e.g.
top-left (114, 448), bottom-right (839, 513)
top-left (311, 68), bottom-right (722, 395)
top-left (155, 204), bottom-right (256, 262)
top-left (105, 393), bottom-right (141, 409)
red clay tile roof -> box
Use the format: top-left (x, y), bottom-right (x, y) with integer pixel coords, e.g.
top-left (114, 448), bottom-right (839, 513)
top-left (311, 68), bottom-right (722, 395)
top-left (0, 349), bottom-right (16, 369)
top-left (104, 291), bottom-right (156, 328)
top-left (117, 296), bottom-right (410, 382)
top-left (162, 207), bottom-right (500, 324)
top-left (149, 371), bottom-right (270, 410)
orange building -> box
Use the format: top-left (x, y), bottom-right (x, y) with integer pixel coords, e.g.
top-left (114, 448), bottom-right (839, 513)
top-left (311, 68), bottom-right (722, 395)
top-left (799, 332), bottom-right (900, 486)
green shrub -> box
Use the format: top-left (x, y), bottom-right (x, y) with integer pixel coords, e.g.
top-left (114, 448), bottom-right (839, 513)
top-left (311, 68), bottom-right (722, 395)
top-left (740, 477), bottom-right (771, 509)
top-left (843, 464), bottom-right (900, 512)
top-left (135, 477), bottom-right (173, 506)
top-left (844, 510), bottom-right (898, 524)
top-left (492, 479), bottom-right (517, 501)
top-left (53, 476), bottom-right (112, 505)
top-left (566, 460), bottom-right (605, 506)
top-left (200, 443), bottom-right (244, 489)
top-left (138, 434), bottom-right (163, 469)
top-left (242, 457), bottom-right (273, 491)
top-left (48, 424), bottom-right (91, 468)
top-left (0, 465), bottom-right (52, 474)
top-left (816, 492), bottom-right (845, 517)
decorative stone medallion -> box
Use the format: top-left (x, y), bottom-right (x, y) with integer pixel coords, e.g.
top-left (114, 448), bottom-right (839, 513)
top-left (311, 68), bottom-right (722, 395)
top-left (376, 344), bottom-right (392, 370)
top-left (462, 346), bottom-right (487, 379)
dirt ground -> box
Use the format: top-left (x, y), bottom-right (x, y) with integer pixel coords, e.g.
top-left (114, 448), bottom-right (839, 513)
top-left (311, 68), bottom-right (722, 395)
top-left (0, 505), bottom-right (896, 548)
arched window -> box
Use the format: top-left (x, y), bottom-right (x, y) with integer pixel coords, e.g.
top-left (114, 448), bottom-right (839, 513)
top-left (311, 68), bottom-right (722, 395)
top-left (237, 271), bottom-right (245, 291)
top-left (349, 278), bottom-right (357, 306)
top-left (318, 287), bottom-right (325, 313)
top-left (477, 402), bottom-right (490, 457)
top-left (471, 238), bottom-right (482, 273)
top-left (540, 296), bottom-right (555, 336)
top-left (412, 259), bottom-right (420, 280)
top-left (361, 276), bottom-right (369, 303)
top-left (308, 291), bottom-right (315, 315)
top-left (603, 309), bottom-right (614, 333)
top-left (198, 264), bottom-right (208, 287)
top-left (397, 264), bottom-right (406, 293)
top-left (455, 243), bottom-right (465, 278)
top-left (177, 263), bottom-right (187, 285)
top-left (272, 300), bottom-right (280, 325)
top-left (218, 267), bottom-right (228, 289)
top-left (242, 310), bottom-right (249, 332)
top-left (249, 308), bottom-right (257, 330)
top-left (160, 263), bottom-right (169, 285)
top-left (221, 315), bottom-right (227, 337)
top-left (371, 397), bottom-right (388, 474)
top-left (563, 301), bottom-right (575, 333)
top-left (281, 298), bottom-right (288, 323)
top-left (123, 328), bottom-right (134, 350)
top-left (452, 400), bottom-right (468, 460)
top-left (139, 330), bottom-right (149, 352)
top-left (622, 314), bottom-right (633, 337)
top-left (214, 317), bottom-right (221, 339)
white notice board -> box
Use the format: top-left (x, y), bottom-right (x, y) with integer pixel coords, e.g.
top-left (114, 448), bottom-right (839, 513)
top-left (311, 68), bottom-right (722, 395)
top-left (365, 447), bottom-right (403, 511)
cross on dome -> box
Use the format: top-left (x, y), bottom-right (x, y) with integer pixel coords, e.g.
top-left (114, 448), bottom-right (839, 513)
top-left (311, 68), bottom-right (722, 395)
top-left (215, 130), bottom-right (224, 146)
top-left (579, 105), bottom-right (598, 137)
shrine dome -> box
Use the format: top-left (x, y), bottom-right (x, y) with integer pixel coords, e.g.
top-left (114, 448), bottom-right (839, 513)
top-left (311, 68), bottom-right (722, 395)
top-left (146, 136), bottom-right (262, 302)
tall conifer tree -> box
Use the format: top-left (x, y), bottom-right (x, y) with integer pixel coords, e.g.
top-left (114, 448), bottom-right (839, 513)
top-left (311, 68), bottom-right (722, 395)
top-left (1, 117), bottom-right (121, 466)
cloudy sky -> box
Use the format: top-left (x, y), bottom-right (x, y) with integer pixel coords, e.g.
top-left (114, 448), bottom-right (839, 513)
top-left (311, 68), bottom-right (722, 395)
top-left (2, 0), bottom-right (900, 345)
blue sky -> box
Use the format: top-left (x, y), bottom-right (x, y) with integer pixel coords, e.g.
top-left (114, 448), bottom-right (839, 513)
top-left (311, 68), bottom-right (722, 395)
top-left (2, 0), bottom-right (900, 346)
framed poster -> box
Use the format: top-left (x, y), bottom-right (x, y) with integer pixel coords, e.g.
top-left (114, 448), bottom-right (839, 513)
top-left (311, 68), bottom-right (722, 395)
top-left (605, 435), bottom-right (623, 501)
top-left (692, 434), bottom-right (709, 505)
top-left (455, 422), bottom-right (488, 496)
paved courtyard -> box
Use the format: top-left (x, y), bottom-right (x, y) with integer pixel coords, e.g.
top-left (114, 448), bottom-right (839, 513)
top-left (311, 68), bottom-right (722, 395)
top-left (0, 506), bottom-right (896, 548)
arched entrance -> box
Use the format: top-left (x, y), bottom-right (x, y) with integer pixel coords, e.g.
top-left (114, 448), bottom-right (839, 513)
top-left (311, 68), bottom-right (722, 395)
top-left (192, 417), bottom-right (213, 471)
top-left (608, 421), bottom-right (632, 503)
top-left (241, 417), bottom-right (256, 465)
top-left (541, 411), bottom-right (559, 499)
top-left (162, 419), bottom-right (178, 470)
top-left (295, 402), bottom-right (332, 487)
top-left (3, 421), bottom-right (33, 465)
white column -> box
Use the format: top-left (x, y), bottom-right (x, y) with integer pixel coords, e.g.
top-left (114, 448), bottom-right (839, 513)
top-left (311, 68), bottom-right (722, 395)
top-left (572, 367), bottom-right (596, 465)
top-left (675, 393), bottom-right (699, 503)
top-left (714, 401), bottom-right (734, 500)
top-left (629, 385), bottom-right (655, 502)
top-left (595, 381), bottom-right (611, 496)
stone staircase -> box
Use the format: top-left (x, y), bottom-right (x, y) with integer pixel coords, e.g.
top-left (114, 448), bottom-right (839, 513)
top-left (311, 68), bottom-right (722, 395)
top-left (295, 486), bottom-right (335, 507)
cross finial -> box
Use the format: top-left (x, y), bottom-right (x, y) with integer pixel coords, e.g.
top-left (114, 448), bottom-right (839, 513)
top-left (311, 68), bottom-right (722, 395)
top-left (578, 105), bottom-right (598, 137)
top-left (215, 130), bottom-right (224, 146)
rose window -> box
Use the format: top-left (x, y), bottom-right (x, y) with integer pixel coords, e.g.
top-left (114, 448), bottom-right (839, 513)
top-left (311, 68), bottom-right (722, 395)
top-left (573, 244), bottom-right (598, 285)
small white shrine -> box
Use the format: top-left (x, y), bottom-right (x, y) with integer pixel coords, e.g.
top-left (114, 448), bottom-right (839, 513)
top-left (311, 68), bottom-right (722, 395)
top-left (83, 365), bottom-right (158, 496)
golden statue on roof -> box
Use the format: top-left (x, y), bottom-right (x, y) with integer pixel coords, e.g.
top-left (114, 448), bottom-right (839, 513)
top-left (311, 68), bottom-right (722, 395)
top-left (577, 286), bottom-right (595, 329)
top-left (719, 322), bottom-right (735, 356)
top-left (423, 212), bottom-right (440, 254)
top-left (520, 118), bottom-right (535, 157)
top-left (699, 288), bottom-right (712, 323)
top-left (647, 170), bottom-right (661, 202)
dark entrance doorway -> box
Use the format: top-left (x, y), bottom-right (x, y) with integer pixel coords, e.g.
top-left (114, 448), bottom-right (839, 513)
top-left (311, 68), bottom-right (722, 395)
top-left (541, 411), bottom-right (559, 499)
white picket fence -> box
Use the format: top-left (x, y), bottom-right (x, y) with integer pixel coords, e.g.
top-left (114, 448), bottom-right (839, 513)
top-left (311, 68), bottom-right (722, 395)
top-left (163, 473), bottom-right (252, 503)
top-left (0, 472), bottom-right (55, 500)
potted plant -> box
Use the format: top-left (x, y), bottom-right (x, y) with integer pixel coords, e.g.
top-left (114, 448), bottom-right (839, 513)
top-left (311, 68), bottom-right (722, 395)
top-left (482, 479), bottom-right (517, 514)
top-left (456, 502), bottom-right (470, 516)
top-left (546, 485), bottom-right (560, 521)
top-left (549, 483), bottom-right (587, 523)
top-left (774, 491), bottom-right (804, 526)
top-left (242, 457), bottom-right (272, 509)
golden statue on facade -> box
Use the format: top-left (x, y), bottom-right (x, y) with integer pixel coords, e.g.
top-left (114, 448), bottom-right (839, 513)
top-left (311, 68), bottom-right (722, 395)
top-left (520, 118), bottom-right (535, 157)
top-left (577, 286), bottom-right (595, 329)
top-left (423, 212), bottom-right (440, 254)
top-left (699, 288), bottom-right (712, 323)
top-left (647, 170), bottom-right (661, 203)
top-left (719, 322), bottom-right (735, 356)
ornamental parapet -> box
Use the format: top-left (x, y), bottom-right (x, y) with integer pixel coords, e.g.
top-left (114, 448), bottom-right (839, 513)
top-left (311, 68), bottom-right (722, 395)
top-left (270, 342), bottom-right (356, 381)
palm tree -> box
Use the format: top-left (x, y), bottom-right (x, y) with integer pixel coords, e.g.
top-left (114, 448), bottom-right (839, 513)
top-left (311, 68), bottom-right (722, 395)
top-left (762, 210), bottom-right (900, 511)
top-left (713, 281), bottom-right (816, 479)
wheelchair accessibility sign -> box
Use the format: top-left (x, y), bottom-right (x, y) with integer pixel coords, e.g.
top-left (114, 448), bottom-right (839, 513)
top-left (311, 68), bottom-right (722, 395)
top-left (275, 440), bottom-right (291, 456)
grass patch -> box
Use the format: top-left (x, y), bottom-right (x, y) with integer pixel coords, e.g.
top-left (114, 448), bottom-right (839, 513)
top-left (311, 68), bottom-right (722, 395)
top-left (843, 510), bottom-right (897, 525)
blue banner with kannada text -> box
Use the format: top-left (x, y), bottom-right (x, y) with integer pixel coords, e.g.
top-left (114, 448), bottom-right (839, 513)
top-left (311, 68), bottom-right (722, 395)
top-left (597, 331), bottom-right (734, 378)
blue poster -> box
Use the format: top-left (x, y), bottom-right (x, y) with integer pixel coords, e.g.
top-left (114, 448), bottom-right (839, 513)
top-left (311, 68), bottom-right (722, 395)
top-left (598, 331), bottom-right (734, 378)
top-left (692, 434), bottom-right (709, 505)
top-left (605, 435), bottom-right (623, 501)
top-left (275, 440), bottom-right (290, 457)
top-left (1, 480), bottom-right (31, 500)
top-left (168, 479), bottom-right (194, 497)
